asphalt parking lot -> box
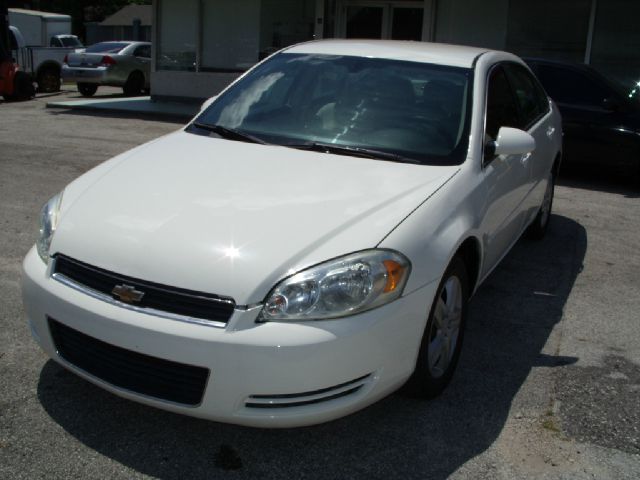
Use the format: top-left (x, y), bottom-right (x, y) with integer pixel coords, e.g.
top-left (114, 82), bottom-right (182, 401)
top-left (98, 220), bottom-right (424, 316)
top-left (1, 87), bottom-right (639, 479)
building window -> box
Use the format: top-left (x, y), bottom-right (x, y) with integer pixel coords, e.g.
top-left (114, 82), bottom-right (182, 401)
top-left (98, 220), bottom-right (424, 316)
top-left (259, 0), bottom-right (316, 59)
top-left (157, 0), bottom-right (316, 72)
top-left (157, 0), bottom-right (198, 71)
top-left (202, 0), bottom-right (261, 72)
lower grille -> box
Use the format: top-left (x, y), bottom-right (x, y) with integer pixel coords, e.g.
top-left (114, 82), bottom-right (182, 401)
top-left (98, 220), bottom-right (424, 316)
top-left (49, 318), bottom-right (209, 406)
top-left (245, 374), bottom-right (371, 409)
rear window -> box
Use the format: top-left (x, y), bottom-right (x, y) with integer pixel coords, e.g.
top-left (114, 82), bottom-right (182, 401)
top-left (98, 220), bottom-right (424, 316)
top-left (59, 37), bottom-right (83, 48)
top-left (85, 42), bottom-right (129, 54)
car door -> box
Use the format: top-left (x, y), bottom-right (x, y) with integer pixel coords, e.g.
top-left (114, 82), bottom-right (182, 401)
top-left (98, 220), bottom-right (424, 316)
top-left (503, 62), bottom-right (555, 220)
top-left (132, 44), bottom-right (151, 83)
top-left (480, 64), bottom-right (532, 276)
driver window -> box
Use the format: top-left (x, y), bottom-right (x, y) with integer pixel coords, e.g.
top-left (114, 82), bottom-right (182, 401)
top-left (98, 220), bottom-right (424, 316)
top-left (485, 66), bottom-right (520, 141)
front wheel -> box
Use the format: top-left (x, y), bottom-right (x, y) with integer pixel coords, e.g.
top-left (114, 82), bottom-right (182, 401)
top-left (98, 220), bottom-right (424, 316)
top-left (527, 170), bottom-right (555, 239)
top-left (404, 256), bottom-right (469, 398)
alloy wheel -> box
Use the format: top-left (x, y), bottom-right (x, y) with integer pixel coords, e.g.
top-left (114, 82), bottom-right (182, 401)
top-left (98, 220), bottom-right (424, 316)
top-left (427, 275), bottom-right (463, 378)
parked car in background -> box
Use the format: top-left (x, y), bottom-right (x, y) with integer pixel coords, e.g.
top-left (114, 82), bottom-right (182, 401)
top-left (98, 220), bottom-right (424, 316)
top-left (526, 58), bottom-right (640, 177)
top-left (62, 41), bottom-right (150, 97)
top-left (23, 40), bottom-right (562, 428)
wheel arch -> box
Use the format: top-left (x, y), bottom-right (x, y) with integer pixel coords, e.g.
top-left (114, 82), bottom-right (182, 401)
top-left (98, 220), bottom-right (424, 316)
top-left (453, 236), bottom-right (482, 296)
top-left (552, 151), bottom-right (562, 178)
top-left (36, 60), bottom-right (61, 78)
top-left (129, 69), bottom-right (146, 81)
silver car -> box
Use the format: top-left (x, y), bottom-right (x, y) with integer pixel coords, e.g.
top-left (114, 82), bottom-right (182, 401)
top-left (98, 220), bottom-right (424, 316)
top-left (62, 41), bottom-right (151, 97)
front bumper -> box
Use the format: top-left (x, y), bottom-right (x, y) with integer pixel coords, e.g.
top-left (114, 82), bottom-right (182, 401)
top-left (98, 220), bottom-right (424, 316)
top-left (22, 247), bottom-right (437, 428)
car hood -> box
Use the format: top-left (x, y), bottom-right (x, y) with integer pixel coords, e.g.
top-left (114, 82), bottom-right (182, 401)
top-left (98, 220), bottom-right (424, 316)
top-left (53, 131), bottom-right (459, 304)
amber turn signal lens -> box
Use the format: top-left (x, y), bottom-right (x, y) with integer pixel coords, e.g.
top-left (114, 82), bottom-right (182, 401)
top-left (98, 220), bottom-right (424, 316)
top-left (383, 260), bottom-right (405, 293)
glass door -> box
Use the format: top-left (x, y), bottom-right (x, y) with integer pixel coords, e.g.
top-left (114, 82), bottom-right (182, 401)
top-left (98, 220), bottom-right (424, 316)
top-left (391, 6), bottom-right (424, 41)
top-left (339, 1), bottom-right (425, 41)
top-left (345, 4), bottom-right (387, 39)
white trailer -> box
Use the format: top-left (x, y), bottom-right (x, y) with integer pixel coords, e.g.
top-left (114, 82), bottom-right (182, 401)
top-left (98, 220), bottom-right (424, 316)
top-left (8, 8), bottom-right (73, 47)
top-left (8, 25), bottom-right (77, 92)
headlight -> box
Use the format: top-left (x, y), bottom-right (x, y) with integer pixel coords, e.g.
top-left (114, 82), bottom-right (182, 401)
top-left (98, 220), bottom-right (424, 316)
top-left (36, 192), bottom-right (63, 264)
top-left (260, 249), bottom-right (411, 321)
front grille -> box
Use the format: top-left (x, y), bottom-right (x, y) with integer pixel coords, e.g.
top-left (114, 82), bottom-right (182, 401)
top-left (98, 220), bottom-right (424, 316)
top-left (245, 374), bottom-right (371, 409)
top-left (49, 318), bottom-right (209, 406)
top-left (53, 254), bottom-right (235, 324)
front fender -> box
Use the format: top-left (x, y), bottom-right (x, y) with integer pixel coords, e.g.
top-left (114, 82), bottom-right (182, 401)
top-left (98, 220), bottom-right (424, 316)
top-left (378, 165), bottom-right (484, 298)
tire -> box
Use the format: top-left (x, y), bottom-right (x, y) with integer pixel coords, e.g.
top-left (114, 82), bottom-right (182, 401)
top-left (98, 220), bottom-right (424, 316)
top-left (77, 83), bottom-right (98, 97)
top-left (3, 71), bottom-right (35, 101)
top-left (123, 71), bottom-right (144, 96)
top-left (527, 169), bottom-right (555, 240)
top-left (404, 256), bottom-right (469, 398)
top-left (37, 67), bottom-right (61, 93)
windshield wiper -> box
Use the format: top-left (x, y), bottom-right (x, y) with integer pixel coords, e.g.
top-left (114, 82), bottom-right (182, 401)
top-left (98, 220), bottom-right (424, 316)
top-left (286, 142), bottom-right (423, 165)
top-left (190, 122), bottom-right (269, 145)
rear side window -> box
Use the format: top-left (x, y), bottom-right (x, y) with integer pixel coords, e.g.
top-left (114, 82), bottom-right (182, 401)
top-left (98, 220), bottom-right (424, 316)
top-left (535, 64), bottom-right (610, 107)
top-left (485, 66), bottom-right (520, 140)
top-left (86, 42), bottom-right (129, 54)
top-left (134, 45), bottom-right (151, 58)
top-left (505, 63), bottom-right (549, 128)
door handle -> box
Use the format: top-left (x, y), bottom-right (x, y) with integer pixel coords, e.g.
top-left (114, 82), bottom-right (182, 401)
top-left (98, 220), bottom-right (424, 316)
top-left (546, 126), bottom-right (555, 138)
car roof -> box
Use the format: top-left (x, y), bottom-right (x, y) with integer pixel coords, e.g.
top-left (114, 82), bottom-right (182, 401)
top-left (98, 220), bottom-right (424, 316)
top-left (285, 39), bottom-right (490, 68)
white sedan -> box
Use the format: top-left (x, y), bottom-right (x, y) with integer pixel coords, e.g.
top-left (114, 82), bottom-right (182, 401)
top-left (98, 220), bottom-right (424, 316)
top-left (22, 40), bottom-right (562, 428)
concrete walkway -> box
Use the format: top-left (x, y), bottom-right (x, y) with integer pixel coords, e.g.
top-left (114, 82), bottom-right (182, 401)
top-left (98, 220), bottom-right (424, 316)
top-left (46, 96), bottom-right (199, 120)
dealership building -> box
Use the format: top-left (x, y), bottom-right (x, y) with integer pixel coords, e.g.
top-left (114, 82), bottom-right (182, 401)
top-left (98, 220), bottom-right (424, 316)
top-left (151, 0), bottom-right (639, 101)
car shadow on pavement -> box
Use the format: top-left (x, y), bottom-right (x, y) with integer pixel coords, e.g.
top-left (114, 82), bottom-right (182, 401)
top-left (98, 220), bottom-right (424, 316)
top-left (37, 214), bottom-right (587, 480)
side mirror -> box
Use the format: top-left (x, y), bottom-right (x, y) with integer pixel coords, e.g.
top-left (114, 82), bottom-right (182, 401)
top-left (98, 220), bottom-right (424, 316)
top-left (486, 127), bottom-right (536, 158)
top-left (200, 96), bottom-right (218, 112)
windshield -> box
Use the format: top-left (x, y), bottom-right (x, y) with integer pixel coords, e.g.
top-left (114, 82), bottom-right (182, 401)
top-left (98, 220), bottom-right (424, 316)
top-left (194, 53), bottom-right (472, 165)
top-left (86, 42), bottom-right (128, 54)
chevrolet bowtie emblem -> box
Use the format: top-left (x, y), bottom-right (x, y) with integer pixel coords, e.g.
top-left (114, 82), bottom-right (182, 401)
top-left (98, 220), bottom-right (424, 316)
top-left (111, 284), bottom-right (145, 304)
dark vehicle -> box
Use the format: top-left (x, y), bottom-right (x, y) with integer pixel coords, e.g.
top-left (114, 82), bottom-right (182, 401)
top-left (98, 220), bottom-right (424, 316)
top-left (525, 58), bottom-right (640, 176)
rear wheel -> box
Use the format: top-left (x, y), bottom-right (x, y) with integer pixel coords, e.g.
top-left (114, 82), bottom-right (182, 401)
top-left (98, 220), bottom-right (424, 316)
top-left (527, 170), bottom-right (555, 239)
top-left (77, 83), bottom-right (98, 97)
top-left (123, 71), bottom-right (145, 96)
top-left (37, 67), bottom-right (61, 93)
top-left (404, 256), bottom-right (469, 398)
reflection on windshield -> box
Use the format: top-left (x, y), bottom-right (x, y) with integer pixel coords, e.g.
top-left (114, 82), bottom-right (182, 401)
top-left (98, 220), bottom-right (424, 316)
top-left (220, 72), bottom-right (284, 128)
top-left (196, 53), bottom-right (472, 165)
